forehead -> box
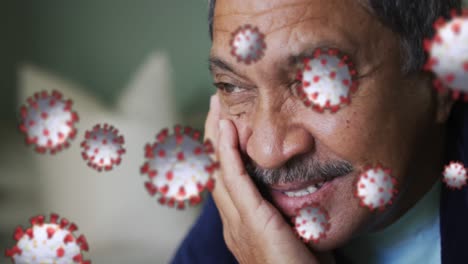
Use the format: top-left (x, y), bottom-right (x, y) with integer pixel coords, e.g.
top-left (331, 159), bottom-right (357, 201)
top-left (211, 0), bottom-right (382, 69)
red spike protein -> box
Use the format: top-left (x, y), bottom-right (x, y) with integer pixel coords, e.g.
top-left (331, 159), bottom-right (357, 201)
top-left (355, 165), bottom-right (398, 211)
top-left (442, 161), bottom-right (467, 190)
top-left (424, 9), bottom-right (468, 101)
top-left (5, 214), bottom-right (90, 264)
top-left (296, 48), bottom-right (359, 113)
top-left (292, 203), bottom-right (331, 244)
top-left (80, 123), bottom-right (126, 171)
top-left (18, 90), bottom-right (79, 154)
top-left (140, 125), bottom-right (218, 209)
top-left (230, 24), bottom-right (266, 64)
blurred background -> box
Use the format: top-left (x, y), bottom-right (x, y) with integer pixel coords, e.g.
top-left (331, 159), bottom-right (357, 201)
top-left (0, 1), bottom-right (214, 263)
top-left (2, 1), bottom-right (468, 264)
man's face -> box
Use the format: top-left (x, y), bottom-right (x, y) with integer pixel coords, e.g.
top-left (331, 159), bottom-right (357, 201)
top-left (209, 0), bottom-right (447, 249)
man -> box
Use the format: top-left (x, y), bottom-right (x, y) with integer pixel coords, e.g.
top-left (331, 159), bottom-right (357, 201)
top-left (173, 0), bottom-right (468, 263)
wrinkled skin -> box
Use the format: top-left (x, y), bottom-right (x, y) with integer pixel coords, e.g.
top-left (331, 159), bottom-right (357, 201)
top-left (206, 0), bottom-right (453, 263)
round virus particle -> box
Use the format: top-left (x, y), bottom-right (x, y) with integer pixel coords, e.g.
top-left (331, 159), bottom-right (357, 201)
top-left (296, 48), bottom-right (359, 113)
top-left (424, 9), bottom-right (468, 101)
top-left (80, 123), bottom-right (126, 172)
top-left (292, 203), bottom-right (331, 244)
top-left (5, 214), bottom-right (90, 264)
top-left (18, 90), bottom-right (79, 154)
top-left (355, 165), bottom-right (397, 211)
top-left (140, 125), bottom-right (218, 209)
top-left (442, 161), bottom-right (467, 190)
top-left (230, 24), bottom-right (266, 64)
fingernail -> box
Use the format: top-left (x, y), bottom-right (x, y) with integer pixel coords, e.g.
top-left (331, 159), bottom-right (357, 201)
top-left (210, 95), bottom-right (215, 108)
top-left (218, 119), bottom-right (227, 132)
top-left (210, 94), bottom-right (219, 109)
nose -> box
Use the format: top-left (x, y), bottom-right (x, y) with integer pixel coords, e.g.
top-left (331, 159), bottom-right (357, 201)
top-left (246, 106), bottom-right (315, 169)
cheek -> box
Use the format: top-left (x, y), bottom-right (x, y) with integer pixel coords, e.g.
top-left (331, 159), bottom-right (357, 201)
top-left (298, 97), bottom-right (408, 173)
top-left (313, 89), bottom-right (432, 186)
top-left (323, 114), bottom-right (376, 164)
top-left (315, 108), bottom-right (404, 167)
top-left (299, 108), bottom-right (365, 162)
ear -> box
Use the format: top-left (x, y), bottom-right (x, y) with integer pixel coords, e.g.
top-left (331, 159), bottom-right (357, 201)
top-left (435, 88), bottom-right (455, 124)
top-left (409, 71), bottom-right (455, 124)
top-left (414, 71), bottom-right (455, 124)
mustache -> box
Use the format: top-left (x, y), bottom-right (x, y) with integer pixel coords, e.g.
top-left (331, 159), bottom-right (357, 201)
top-left (241, 152), bottom-right (354, 186)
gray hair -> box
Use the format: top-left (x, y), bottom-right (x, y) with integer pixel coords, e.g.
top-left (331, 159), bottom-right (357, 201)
top-left (208, 0), bottom-right (462, 74)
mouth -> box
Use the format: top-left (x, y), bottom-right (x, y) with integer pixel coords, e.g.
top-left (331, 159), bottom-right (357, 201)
top-left (279, 181), bottom-right (326, 197)
top-left (267, 175), bottom-right (349, 217)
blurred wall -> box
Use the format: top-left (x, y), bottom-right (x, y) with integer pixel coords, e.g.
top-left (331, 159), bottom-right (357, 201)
top-left (0, 1), bottom-right (25, 122)
top-left (23, 0), bottom-right (214, 116)
top-left (1, 0), bottom-right (214, 124)
top-left (0, 1), bottom-right (28, 253)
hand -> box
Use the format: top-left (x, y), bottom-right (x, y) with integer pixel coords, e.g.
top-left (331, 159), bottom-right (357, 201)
top-left (205, 94), bottom-right (334, 264)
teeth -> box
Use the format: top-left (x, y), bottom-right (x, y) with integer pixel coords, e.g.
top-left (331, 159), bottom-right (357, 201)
top-left (283, 182), bottom-right (324, 197)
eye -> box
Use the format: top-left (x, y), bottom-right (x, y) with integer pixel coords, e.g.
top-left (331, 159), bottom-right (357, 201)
top-left (289, 79), bottom-right (302, 97)
top-left (213, 82), bottom-right (245, 94)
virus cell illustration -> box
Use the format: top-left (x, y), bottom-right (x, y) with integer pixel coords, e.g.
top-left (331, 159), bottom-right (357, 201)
top-left (18, 90), bottom-right (79, 154)
top-left (292, 203), bottom-right (331, 244)
top-left (5, 214), bottom-right (90, 264)
top-left (140, 125), bottom-right (218, 209)
top-left (355, 165), bottom-right (398, 211)
top-left (80, 123), bottom-right (126, 172)
top-left (296, 48), bottom-right (359, 113)
top-left (230, 24), bottom-right (266, 64)
top-left (424, 9), bottom-right (468, 101)
top-left (442, 161), bottom-right (467, 189)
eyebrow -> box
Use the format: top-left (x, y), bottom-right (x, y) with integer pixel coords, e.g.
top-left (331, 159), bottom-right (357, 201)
top-left (289, 42), bottom-right (357, 67)
top-left (208, 56), bottom-right (242, 76)
top-left (289, 47), bottom-right (322, 66)
top-left (208, 41), bottom-right (358, 77)
top-left (209, 57), bottom-right (230, 72)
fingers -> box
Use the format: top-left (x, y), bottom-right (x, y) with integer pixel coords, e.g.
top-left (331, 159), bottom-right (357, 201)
top-left (208, 96), bottom-right (277, 226)
top-left (218, 119), bottom-right (266, 221)
top-left (212, 162), bottom-right (240, 223)
top-left (204, 94), bottom-right (221, 144)
top-left (205, 94), bottom-right (239, 222)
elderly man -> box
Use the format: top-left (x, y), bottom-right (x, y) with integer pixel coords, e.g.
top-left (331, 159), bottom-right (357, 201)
top-left (173, 0), bottom-right (468, 263)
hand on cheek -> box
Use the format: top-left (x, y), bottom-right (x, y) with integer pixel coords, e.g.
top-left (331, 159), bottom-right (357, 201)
top-left (205, 95), bottom-right (328, 264)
